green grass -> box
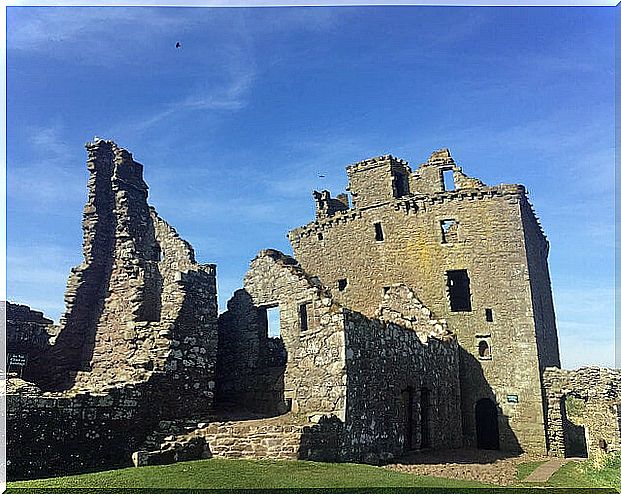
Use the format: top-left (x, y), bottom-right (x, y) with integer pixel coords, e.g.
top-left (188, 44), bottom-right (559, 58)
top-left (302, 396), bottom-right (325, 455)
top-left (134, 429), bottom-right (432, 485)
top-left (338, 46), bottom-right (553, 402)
top-left (8, 456), bottom-right (621, 492)
top-left (514, 460), bottom-right (545, 482)
top-left (546, 454), bottom-right (621, 490)
top-left (9, 458), bottom-right (490, 490)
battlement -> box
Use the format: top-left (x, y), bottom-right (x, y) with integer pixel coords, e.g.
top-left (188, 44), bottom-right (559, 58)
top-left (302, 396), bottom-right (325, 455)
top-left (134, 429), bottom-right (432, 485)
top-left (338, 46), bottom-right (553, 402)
top-left (291, 182), bottom-right (528, 239)
top-left (345, 154), bottom-right (410, 173)
top-left (311, 149), bottom-right (493, 219)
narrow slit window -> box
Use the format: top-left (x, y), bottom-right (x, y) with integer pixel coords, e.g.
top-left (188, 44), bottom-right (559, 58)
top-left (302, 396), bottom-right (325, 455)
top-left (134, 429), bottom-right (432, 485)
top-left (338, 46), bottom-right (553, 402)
top-left (337, 279), bottom-right (348, 291)
top-left (440, 219), bottom-right (458, 243)
top-left (485, 308), bottom-right (493, 322)
top-left (447, 269), bottom-right (472, 312)
top-left (374, 222), bottom-right (384, 241)
top-left (266, 306), bottom-right (281, 337)
top-left (442, 169), bottom-right (455, 191)
top-left (299, 303), bottom-right (309, 331)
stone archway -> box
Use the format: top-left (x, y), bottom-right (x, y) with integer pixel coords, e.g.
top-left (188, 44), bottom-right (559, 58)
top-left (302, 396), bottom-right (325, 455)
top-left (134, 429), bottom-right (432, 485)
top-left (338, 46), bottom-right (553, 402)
top-left (475, 398), bottom-right (499, 450)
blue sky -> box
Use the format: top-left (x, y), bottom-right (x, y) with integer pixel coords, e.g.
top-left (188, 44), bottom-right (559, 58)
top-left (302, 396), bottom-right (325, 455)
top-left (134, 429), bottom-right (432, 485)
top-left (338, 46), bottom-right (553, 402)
top-left (7, 6), bottom-right (615, 369)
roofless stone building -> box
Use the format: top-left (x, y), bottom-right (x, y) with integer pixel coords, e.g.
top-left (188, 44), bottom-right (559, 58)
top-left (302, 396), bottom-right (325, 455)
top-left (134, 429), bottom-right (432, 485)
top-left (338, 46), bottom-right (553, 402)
top-left (6, 140), bottom-right (620, 479)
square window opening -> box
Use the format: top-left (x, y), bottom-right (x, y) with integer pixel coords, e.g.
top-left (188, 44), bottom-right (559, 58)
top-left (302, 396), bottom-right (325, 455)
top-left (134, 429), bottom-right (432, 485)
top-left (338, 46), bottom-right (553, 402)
top-left (440, 219), bottom-right (458, 243)
top-left (374, 222), bottom-right (384, 241)
top-left (447, 269), bottom-right (472, 312)
top-left (337, 279), bottom-right (348, 291)
top-left (394, 172), bottom-right (409, 198)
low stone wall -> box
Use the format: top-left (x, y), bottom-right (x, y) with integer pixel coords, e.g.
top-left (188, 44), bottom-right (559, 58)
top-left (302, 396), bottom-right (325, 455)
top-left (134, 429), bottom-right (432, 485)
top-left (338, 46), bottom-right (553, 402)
top-left (138, 415), bottom-right (344, 465)
top-left (7, 382), bottom-right (156, 480)
top-left (543, 367), bottom-right (621, 458)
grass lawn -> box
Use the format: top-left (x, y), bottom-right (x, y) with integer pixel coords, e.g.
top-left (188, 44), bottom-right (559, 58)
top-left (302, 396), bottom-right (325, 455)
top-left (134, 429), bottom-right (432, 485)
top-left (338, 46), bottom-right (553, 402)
top-left (546, 456), bottom-right (621, 490)
top-left (9, 458), bottom-right (490, 491)
top-left (8, 456), bottom-right (621, 492)
top-left (514, 460), bottom-right (546, 482)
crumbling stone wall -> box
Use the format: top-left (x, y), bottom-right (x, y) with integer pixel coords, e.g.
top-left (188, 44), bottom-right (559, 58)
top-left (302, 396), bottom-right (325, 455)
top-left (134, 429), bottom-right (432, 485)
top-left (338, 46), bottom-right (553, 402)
top-left (217, 249), bottom-right (347, 419)
top-left (218, 253), bottom-right (461, 462)
top-left (7, 139), bottom-right (219, 479)
top-left (32, 139), bottom-right (219, 416)
top-left (7, 382), bottom-right (156, 480)
top-left (543, 367), bottom-right (621, 458)
top-left (289, 148), bottom-right (557, 454)
top-left (5, 301), bottom-right (58, 380)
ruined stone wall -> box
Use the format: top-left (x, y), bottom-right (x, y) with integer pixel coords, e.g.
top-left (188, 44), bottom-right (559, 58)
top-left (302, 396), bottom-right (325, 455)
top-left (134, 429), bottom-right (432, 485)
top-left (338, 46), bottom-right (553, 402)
top-left (345, 156), bottom-right (411, 209)
top-left (7, 382), bottom-right (156, 480)
top-left (5, 302), bottom-right (57, 381)
top-left (7, 139), bottom-right (219, 479)
top-left (217, 250), bottom-right (347, 419)
top-left (290, 150), bottom-right (555, 454)
top-left (543, 367), bottom-right (621, 458)
top-left (32, 139), bottom-right (219, 417)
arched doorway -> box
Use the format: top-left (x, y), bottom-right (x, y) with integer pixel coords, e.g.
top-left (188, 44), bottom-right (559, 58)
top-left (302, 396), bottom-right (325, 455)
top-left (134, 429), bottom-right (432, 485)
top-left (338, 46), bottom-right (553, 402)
top-left (475, 398), bottom-right (499, 449)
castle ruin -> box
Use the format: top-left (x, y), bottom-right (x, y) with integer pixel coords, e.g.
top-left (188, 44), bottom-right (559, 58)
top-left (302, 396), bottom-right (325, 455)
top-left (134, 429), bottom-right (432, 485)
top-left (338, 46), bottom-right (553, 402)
top-left (6, 140), bottom-right (620, 479)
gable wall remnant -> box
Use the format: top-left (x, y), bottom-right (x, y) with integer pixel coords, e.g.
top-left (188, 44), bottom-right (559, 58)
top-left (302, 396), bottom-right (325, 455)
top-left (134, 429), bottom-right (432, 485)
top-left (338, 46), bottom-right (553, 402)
top-left (7, 139), bottom-right (219, 479)
top-left (217, 249), bottom-right (347, 420)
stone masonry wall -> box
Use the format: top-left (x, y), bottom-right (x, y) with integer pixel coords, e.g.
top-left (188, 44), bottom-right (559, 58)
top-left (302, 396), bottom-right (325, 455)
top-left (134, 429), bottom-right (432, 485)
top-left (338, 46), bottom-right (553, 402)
top-left (5, 301), bottom-right (58, 381)
top-left (34, 139), bottom-right (218, 417)
top-left (7, 139), bottom-right (219, 479)
top-left (543, 367), bottom-right (621, 458)
top-left (289, 149), bottom-right (555, 454)
top-left (340, 285), bottom-right (461, 463)
top-left (217, 249), bottom-right (347, 420)
top-left (7, 382), bottom-right (157, 480)
top-left (217, 254), bottom-right (460, 463)
top-left (521, 199), bottom-right (561, 372)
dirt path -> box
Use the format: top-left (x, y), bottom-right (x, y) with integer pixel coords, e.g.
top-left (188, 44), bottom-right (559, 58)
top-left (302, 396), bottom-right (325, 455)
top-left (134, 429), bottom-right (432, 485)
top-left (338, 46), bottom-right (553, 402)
top-left (523, 458), bottom-right (568, 483)
top-left (385, 448), bottom-right (548, 486)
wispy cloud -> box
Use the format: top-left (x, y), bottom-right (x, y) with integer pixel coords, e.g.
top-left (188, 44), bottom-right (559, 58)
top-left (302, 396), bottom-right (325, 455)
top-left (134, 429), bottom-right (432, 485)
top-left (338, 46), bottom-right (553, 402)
top-left (8, 122), bottom-right (87, 208)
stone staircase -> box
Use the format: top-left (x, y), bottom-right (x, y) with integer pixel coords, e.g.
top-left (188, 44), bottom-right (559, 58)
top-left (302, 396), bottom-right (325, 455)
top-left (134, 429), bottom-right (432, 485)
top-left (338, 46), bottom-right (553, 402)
top-left (134, 413), bottom-right (307, 466)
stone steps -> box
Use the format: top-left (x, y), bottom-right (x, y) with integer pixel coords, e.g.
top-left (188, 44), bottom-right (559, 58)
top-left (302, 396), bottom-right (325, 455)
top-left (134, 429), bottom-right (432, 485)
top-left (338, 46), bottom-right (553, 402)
top-left (135, 415), bottom-right (306, 466)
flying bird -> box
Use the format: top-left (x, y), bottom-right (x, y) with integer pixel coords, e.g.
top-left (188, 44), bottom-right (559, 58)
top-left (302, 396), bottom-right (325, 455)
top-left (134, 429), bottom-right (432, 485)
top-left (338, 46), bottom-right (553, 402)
top-left (175, 42), bottom-right (181, 48)
top-left (318, 174), bottom-right (326, 178)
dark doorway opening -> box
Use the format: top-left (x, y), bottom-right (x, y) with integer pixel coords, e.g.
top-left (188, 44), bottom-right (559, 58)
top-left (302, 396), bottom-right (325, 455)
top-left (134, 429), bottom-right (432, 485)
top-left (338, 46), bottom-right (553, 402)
top-left (401, 387), bottom-right (414, 451)
top-left (420, 388), bottom-right (431, 448)
top-left (475, 398), bottom-right (500, 449)
top-left (561, 395), bottom-right (588, 458)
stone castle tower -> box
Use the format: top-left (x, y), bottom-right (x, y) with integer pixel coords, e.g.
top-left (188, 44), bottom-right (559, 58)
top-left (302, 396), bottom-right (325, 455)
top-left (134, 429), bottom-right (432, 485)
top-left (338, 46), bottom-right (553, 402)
top-left (288, 148), bottom-right (561, 454)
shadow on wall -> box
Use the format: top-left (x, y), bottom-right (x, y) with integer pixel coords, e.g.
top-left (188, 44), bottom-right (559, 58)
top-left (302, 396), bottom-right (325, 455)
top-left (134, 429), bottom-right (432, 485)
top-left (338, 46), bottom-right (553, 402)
top-left (216, 288), bottom-right (288, 417)
top-left (460, 349), bottom-right (523, 457)
top-left (34, 146), bottom-right (119, 391)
